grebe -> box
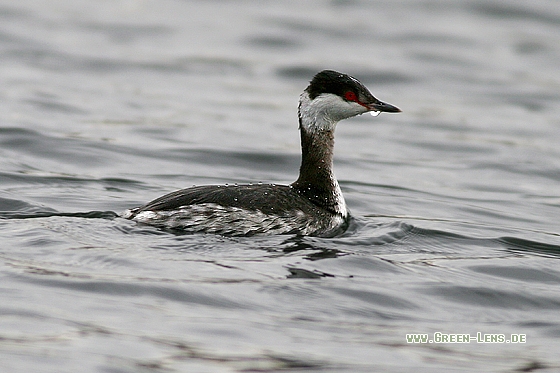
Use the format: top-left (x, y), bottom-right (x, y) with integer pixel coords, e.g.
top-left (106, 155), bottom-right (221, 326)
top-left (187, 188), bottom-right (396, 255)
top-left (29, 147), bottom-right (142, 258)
top-left (123, 70), bottom-right (400, 236)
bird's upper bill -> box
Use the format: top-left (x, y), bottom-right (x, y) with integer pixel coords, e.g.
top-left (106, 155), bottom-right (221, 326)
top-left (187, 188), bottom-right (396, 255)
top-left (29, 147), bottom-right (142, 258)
top-left (365, 99), bottom-right (401, 114)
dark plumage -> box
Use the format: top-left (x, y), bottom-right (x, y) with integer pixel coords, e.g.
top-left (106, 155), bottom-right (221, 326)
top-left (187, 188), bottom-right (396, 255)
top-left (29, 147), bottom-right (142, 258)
top-left (124, 70), bottom-right (400, 236)
top-left (306, 70), bottom-right (371, 100)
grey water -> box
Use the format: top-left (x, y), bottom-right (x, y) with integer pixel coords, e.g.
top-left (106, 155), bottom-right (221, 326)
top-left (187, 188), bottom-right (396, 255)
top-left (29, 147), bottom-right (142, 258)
top-left (1, 0), bottom-right (559, 372)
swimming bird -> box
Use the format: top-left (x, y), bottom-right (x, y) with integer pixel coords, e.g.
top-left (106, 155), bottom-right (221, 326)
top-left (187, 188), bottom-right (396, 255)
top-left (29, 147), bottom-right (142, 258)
top-left (123, 70), bottom-right (400, 236)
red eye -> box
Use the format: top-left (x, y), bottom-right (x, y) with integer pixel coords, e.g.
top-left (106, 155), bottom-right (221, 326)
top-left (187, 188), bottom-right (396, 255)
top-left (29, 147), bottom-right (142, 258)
top-left (344, 91), bottom-right (357, 102)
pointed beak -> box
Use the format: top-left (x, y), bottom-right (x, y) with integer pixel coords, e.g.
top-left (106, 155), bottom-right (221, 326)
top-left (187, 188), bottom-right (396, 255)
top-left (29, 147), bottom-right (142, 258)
top-left (367, 100), bottom-right (401, 113)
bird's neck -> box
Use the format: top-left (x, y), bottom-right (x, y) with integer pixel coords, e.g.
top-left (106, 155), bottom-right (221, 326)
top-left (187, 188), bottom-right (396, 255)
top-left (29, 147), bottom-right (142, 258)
top-left (292, 95), bottom-right (346, 216)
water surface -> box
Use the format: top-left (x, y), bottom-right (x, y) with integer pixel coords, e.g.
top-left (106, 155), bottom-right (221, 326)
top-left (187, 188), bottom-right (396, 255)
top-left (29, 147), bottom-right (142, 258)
top-left (1, 1), bottom-right (559, 372)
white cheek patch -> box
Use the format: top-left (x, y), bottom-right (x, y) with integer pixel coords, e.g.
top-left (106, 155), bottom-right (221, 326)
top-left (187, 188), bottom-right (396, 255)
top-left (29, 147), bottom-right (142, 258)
top-left (370, 111), bottom-right (380, 117)
top-left (299, 92), bottom-right (367, 132)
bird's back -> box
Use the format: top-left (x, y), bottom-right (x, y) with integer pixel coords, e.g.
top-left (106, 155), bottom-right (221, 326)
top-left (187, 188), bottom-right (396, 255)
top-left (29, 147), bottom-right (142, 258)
top-left (124, 184), bottom-right (347, 236)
